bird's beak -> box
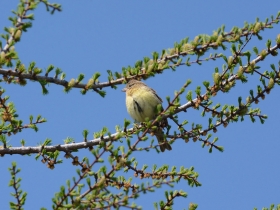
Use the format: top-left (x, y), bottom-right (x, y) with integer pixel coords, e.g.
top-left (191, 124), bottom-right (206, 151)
top-left (122, 87), bottom-right (127, 92)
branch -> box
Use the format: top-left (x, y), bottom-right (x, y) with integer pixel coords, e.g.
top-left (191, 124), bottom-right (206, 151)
top-left (8, 162), bottom-right (27, 210)
top-left (1, 15), bottom-right (278, 94)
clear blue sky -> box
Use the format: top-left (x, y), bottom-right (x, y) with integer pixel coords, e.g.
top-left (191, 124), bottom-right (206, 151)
top-left (0, 1), bottom-right (280, 209)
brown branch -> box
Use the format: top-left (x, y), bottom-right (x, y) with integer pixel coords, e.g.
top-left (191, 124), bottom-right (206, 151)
top-left (86, 181), bottom-right (173, 210)
top-left (53, 146), bottom-right (108, 208)
top-left (2, 1), bottom-right (30, 52)
top-left (1, 17), bottom-right (279, 92)
top-left (11, 168), bottom-right (23, 210)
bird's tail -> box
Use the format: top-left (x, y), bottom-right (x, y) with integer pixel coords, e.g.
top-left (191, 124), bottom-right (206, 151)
top-left (155, 130), bottom-right (172, 152)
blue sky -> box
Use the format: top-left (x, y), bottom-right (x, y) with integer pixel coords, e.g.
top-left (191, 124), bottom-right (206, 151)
top-left (0, 1), bottom-right (280, 209)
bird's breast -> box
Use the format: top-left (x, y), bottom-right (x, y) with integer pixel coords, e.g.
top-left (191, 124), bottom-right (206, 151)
top-left (126, 90), bottom-right (161, 122)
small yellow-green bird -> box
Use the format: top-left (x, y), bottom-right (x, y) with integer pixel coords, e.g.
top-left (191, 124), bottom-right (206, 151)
top-left (122, 79), bottom-right (172, 152)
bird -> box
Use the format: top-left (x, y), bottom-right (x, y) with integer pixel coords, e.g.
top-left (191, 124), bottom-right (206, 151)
top-left (122, 79), bottom-right (172, 152)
